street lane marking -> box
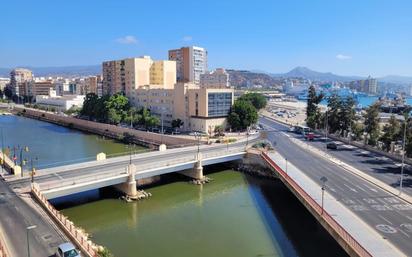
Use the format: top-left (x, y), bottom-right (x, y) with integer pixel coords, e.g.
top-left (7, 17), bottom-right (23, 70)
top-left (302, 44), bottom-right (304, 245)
top-left (400, 223), bottom-right (412, 233)
top-left (377, 214), bottom-right (393, 225)
top-left (392, 204), bottom-right (412, 211)
top-left (54, 173), bottom-right (64, 180)
top-left (375, 224), bottom-right (397, 234)
top-left (349, 205), bottom-right (369, 211)
top-left (398, 229), bottom-right (410, 238)
top-left (343, 183), bottom-right (358, 193)
top-left (371, 205), bottom-right (393, 211)
top-left (363, 184), bottom-right (378, 193)
top-left (406, 216), bottom-right (412, 221)
top-left (363, 198), bottom-right (378, 204)
top-left (355, 185), bottom-right (368, 192)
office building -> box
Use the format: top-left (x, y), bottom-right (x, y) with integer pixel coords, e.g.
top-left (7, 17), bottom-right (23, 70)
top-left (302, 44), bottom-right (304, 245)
top-left (168, 46), bottom-right (208, 84)
top-left (349, 76), bottom-right (377, 95)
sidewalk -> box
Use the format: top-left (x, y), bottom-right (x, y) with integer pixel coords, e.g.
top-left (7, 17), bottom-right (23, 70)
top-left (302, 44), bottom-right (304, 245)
top-left (267, 151), bottom-right (405, 257)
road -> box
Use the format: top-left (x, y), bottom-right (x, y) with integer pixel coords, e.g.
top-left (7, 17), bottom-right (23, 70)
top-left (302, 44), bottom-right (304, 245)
top-left (260, 116), bottom-right (412, 256)
top-left (0, 179), bottom-right (66, 257)
top-left (8, 138), bottom-right (255, 191)
top-left (300, 133), bottom-right (412, 196)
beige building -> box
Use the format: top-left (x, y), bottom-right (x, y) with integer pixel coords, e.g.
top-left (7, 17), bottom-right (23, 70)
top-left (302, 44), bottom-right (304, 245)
top-left (102, 55), bottom-right (233, 133)
top-left (102, 56), bottom-right (176, 96)
top-left (169, 46), bottom-right (208, 84)
top-left (200, 68), bottom-right (230, 88)
top-left (84, 75), bottom-right (102, 95)
top-left (10, 68), bottom-right (33, 96)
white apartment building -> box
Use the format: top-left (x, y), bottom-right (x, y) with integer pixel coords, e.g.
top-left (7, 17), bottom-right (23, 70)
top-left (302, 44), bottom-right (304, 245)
top-left (168, 46), bottom-right (208, 84)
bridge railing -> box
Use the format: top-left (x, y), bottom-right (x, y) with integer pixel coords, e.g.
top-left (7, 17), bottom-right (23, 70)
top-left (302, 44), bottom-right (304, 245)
top-left (38, 148), bottom-right (246, 191)
top-left (0, 235), bottom-right (8, 257)
top-left (39, 169), bottom-right (128, 191)
top-left (261, 152), bottom-right (372, 257)
top-left (31, 184), bottom-right (100, 257)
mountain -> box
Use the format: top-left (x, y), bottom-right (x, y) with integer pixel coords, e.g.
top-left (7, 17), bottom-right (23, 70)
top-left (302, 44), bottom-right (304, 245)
top-left (0, 65), bottom-right (101, 77)
top-left (227, 69), bottom-right (282, 88)
top-left (271, 66), bottom-right (363, 82)
top-left (378, 75), bottom-right (412, 85)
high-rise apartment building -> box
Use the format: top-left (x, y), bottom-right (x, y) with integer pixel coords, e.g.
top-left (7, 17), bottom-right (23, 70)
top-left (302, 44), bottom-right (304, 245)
top-left (200, 68), bottom-right (230, 88)
top-left (10, 68), bottom-right (33, 96)
top-left (102, 54), bottom-right (233, 132)
top-left (102, 56), bottom-right (176, 96)
top-left (168, 46), bottom-right (208, 84)
top-left (349, 76), bottom-right (377, 95)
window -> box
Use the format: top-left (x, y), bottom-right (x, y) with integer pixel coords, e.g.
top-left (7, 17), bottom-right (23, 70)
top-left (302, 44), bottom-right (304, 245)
top-left (208, 92), bottom-right (232, 117)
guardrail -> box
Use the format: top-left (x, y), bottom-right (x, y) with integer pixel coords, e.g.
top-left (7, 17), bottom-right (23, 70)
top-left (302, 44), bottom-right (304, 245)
top-left (261, 152), bottom-right (372, 257)
top-left (39, 148), bottom-right (246, 192)
top-left (31, 184), bottom-right (100, 257)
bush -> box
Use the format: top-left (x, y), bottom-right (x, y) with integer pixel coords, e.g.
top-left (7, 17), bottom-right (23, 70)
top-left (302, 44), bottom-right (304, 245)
top-left (98, 247), bottom-right (114, 257)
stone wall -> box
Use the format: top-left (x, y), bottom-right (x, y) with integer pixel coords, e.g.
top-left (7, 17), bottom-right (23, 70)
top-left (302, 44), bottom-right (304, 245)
top-left (16, 107), bottom-right (196, 148)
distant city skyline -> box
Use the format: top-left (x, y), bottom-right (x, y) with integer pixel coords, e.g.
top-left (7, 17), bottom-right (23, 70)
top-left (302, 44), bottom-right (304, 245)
top-left (1, 0), bottom-right (411, 77)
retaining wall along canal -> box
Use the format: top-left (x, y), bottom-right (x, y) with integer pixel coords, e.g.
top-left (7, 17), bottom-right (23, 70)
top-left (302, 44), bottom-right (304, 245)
top-left (15, 107), bottom-right (196, 148)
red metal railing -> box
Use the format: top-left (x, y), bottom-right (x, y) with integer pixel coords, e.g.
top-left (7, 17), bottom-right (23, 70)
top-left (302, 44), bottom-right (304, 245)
top-left (31, 185), bottom-right (99, 257)
top-left (0, 237), bottom-right (8, 257)
top-left (261, 152), bottom-right (372, 257)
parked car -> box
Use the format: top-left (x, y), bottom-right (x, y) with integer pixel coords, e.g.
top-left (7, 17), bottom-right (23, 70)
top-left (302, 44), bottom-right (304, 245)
top-left (305, 132), bottom-right (315, 141)
top-left (56, 242), bottom-right (81, 257)
top-left (326, 142), bottom-right (338, 150)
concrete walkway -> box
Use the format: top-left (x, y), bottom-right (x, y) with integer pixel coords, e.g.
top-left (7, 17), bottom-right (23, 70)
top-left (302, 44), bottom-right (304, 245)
top-left (267, 151), bottom-right (406, 257)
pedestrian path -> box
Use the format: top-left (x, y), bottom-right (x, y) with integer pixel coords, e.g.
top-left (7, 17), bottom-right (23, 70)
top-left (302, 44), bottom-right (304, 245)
top-left (266, 151), bottom-right (405, 257)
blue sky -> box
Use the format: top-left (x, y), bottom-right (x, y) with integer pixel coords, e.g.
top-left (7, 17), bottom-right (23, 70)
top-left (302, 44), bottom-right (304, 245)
top-left (1, 0), bottom-right (411, 77)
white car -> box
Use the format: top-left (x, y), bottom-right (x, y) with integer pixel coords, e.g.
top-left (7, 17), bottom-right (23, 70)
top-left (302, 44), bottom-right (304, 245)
top-left (56, 242), bottom-right (81, 257)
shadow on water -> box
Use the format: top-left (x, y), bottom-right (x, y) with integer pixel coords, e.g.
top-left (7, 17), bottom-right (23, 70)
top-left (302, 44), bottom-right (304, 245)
top-left (52, 164), bottom-right (348, 257)
top-left (245, 175), bottom-right (349, 257)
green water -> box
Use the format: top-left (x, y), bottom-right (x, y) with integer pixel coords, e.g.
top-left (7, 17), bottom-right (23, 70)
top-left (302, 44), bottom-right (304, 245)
top-left (59, 170), bottom-right (348, 257)
top-left (0, 115), bottom-right (146, 169)
top-left (1, 114), bottom-right (347, 257)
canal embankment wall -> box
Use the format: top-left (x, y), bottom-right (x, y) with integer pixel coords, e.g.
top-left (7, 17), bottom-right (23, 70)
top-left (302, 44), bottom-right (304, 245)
top-left (14, 107), bottom-right (196, 148)
top-left (31, 183), bottom-right (101, 257)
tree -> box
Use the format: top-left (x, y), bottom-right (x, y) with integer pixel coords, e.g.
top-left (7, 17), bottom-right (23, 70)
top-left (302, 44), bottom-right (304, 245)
top-left (81, 93), bottom-right (99, 119)
top-left (4, 86), bottom-right (13, 99)
top-left (171, 119), bottom-right (183, 130)
top-left (380, 115), bottom-right (401, 151)
top-left (0, 89), bottom-right (3, 99)
top-left (306, 85), bottom-right (324, 129)
top-left (364, 102), bottom-right (381, 145)
top-left (214, 125), bottom-right (224, 136)
top-left (107, 108), bottom-right (122, 124)
top-left (228, 100), bottom-right (258, 130)
top-left (238, 93), bottom-right (267, 110)
top-left (326, 95), bottom-right (355, 135)
top-left (351, 122), bottom-right (365, 141)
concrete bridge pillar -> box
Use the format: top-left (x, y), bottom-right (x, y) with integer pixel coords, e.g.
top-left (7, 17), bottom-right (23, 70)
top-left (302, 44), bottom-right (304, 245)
top-left (178, 153), bottom-right (204, 180)
top-left (115, 164), bottom-right (138, 198)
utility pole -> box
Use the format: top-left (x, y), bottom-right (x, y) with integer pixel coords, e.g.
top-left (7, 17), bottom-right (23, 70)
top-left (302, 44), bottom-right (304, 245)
top-left (400, 119), bottom-right (407, 194)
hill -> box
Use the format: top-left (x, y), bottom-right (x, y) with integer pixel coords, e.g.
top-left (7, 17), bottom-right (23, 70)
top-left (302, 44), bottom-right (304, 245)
top-left (0, 65), bottom-right (101, 77)
top-left (227, 69), bottom-right (281, 88)
top-left (271, 66), bottom-right (363, 82)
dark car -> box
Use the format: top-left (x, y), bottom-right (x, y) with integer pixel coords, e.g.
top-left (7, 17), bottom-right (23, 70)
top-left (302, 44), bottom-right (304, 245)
top-left (326, 142), bottom-right (338, 150)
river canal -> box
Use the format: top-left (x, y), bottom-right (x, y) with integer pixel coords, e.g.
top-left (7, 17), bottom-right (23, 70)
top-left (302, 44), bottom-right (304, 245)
top-left (1, 115), bottom-right (347, 257)
top-left (0, 115), bottom-right (145, 169)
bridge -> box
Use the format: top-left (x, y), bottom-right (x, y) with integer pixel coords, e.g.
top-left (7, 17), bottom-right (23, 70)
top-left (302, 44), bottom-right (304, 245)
top-left (8, 139), bottom-right (254, 200)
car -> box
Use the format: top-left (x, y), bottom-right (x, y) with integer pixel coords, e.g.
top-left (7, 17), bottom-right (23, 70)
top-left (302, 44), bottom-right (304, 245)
top-left (305, 132), bottom-right (315, 141)
top-left (56, 242), bottom-right (81, 257)
top-left (326, 142), bottom-right (338, 150)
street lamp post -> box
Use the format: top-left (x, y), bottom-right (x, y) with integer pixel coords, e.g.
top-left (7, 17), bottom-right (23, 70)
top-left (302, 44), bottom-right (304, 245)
top-left (324, 108), bottom-right (328, 146)
top-left (0, 127), bottom-right (4, 173)
top-left (26, 225), bottom-right (37, 257)
top-left (400, 120), bottom-right (407, 194)
top-left (320, 176), bottom-right (328, 215)
top-left (20, 146), bottom-right (29, 177)
top-left (246, 126), bottom-right (250, 150)
top-left (285, 158), bottom-right (288, 174)
top-left (30, 157), bottom-right (38, 183)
